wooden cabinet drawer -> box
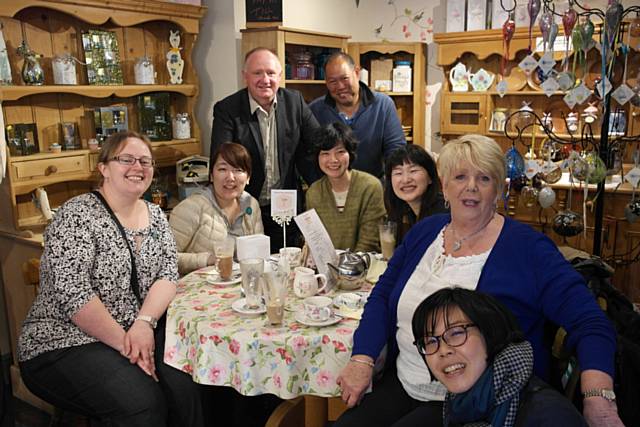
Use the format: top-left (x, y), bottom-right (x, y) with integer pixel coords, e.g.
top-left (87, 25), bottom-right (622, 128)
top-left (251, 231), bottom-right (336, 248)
top-left (13, 155), bottom-right (89, 181)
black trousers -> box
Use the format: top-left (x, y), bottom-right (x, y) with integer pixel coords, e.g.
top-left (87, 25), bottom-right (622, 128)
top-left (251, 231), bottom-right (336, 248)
top-left (20, 320), bottom-right (204, 427)
top-left (260, 204), bottom-right (303, 254)
top-left (332, 368), bottom-right (444, 427)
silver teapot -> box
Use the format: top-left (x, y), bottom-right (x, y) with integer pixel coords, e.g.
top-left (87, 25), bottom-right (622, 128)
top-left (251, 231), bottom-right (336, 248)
top-left (327, 251), bottom-right (370, 290)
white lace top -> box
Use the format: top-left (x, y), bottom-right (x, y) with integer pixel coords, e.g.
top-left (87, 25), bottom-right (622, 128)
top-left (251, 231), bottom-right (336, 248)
top-left (395, 225), bottom-right (491, 401)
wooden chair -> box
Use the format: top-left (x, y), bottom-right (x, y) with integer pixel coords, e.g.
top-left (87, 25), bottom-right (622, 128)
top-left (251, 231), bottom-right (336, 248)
top-left (21, 258), bottom-right (91, 427)
top-left (265, 397), bottom-right (305, 427)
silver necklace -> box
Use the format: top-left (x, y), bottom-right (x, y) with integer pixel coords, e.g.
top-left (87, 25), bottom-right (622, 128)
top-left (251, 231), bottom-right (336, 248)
top-left (450, 214), bottom-right (495, 252)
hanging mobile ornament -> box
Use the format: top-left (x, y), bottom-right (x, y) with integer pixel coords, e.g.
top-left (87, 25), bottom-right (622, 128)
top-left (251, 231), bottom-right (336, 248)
top-left (604, 0), bottom-right (623, 50)
top-left (498, 13), bottom-right (516, 97)
top-left (611, 27), bottom-right (635, 105)
top-left (562, 4), bottom-right (577, 71)
top-left (504, 144), bottom-right (525, 208)
top-left (571, 23), bottom-right (584, 81)
top-left (527, 0), bottom-right (541, 53)
top-left (539, 10), bottom-right (553, 53)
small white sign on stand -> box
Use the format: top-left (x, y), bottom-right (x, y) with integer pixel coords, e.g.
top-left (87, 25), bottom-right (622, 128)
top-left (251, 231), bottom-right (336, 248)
top-left (271, 189), bottom-right (297, 249)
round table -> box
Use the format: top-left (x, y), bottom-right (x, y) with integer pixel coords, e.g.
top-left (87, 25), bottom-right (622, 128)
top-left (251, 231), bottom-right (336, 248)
top-left (164, 267), bottom-right (371, 399)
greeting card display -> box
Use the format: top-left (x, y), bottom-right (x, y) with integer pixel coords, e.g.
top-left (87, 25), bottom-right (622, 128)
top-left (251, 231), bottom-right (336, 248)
top-left (82, 30), bottom-right (123, 85)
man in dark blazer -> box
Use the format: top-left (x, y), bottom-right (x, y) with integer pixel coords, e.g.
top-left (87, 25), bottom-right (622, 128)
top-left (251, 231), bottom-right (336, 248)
top-left (211, 47), bottom-right (320, 251)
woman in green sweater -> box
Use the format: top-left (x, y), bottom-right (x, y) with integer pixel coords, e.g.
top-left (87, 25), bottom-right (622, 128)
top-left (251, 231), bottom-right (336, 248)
top-left (305, 122), bottom-right (386, 252)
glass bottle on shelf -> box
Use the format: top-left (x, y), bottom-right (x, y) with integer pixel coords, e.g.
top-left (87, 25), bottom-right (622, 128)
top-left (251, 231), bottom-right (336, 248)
top-left (292, 51), bottom-right (314, 80)
top-left (172, 113), bottom-right (191, 140)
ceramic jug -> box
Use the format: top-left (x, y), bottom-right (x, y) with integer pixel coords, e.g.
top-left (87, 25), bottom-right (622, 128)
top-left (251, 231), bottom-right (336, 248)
top-left (449, 62), bottom-right (469, 92)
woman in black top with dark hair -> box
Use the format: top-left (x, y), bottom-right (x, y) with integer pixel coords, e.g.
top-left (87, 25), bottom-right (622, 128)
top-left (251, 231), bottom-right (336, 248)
top-left (412, 288), bottom-right (586, 427)
top-left (384, 144), bottom-right (447, 244)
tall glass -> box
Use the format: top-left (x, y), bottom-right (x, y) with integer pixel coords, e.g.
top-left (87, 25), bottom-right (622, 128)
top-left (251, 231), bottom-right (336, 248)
top-left (263, 267), bottom-right (288, 325)
top-left (239, 258), bottom-right (264, 309)
top-left (378, 220), bottom-right (397, 261)
top-left (215, 236), bottom-right (235, 280)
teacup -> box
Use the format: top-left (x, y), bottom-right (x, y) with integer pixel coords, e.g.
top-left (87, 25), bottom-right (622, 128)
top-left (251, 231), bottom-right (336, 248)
top-left (279, 247), bottom-right (302, 268)
top-left (303, 296), bottom-right (333, 322)
top-left (336, 293), bottom-right (364, 311)
top-left (293, 266), bottom-right (327, 298)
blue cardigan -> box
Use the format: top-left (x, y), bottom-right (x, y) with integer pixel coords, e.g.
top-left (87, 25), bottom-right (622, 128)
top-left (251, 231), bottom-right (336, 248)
top-left (353, 214), bottom-right (616, 379)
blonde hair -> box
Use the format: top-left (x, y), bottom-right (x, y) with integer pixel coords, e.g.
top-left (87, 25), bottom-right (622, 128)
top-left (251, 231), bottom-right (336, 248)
top-left (437, 134), bottom-right (505, 195)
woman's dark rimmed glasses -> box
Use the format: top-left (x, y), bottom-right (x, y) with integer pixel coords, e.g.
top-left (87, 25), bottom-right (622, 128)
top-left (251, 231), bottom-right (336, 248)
top-left (110, 154), bottom-right (155, 168)
top-left (414, 323), bottom-right (477, 356)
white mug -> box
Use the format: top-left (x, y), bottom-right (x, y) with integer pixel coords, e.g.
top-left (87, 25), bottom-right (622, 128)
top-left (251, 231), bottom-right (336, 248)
top-left (293, 266), bottom-right (327, 298)
top-left (279, 246), bottom-right (302, 268)
top-left (303, 296), bottom-right (333, 322)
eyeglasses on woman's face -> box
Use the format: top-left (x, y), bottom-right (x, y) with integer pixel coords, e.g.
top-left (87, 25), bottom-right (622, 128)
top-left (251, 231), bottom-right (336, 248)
top-left (110, 154), bottom-right (155, 168)
top-left (414, 323), bottom-right (477, 356)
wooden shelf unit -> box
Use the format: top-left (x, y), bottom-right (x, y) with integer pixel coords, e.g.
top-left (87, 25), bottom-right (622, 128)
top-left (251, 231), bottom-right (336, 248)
top-left (0, 0), bottom-right (206, 232)
top-left (348, 42), bottom-right (426, 147)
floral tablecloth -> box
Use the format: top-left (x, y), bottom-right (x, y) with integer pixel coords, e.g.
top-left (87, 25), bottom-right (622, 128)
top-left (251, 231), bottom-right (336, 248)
top-left (164, 269), bottom-right (370, 399)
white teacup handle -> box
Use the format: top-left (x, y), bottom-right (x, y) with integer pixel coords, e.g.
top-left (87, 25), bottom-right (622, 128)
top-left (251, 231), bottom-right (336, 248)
top-left (315, 273), bottom-right (328, 293)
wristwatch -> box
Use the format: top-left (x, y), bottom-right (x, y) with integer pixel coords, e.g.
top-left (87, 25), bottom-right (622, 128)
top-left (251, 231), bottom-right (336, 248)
top-left (582, 388), bottom-right (616, 402)
top-left (135, 315), bottom-right (158, 329)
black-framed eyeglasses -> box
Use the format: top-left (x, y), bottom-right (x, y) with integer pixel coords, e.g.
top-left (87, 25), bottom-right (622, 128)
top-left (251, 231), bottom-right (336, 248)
top-left (414, 323), bottom-right (477, 356)
top-left (110, 154), bottom-right (155, 168)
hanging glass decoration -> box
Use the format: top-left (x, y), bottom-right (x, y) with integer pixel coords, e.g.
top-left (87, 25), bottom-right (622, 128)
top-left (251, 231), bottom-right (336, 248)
top-left (506, 145), bottom-right (525, 179)
top-left (566, 112), bottom-right (579, 134)
top-left (582, 102), bottom-right (598, 124)
top-left (538, 186), bottom-right (556, 208)
top-left (583, 152), bottom-right (607, 184)
top-left (527, 0), bottom-right (541, 52)
top-left (562, 5), bottom-right (577, 71)
top-left (611, 32), bottom-right (634, 106)
top-left (539, 10), bottom-right (553, 52)
top-left (501, 13), bottom-right (516, 79)
top-left (571, 23), bottom-right (584, 79)
top-left (604, 0), bottom-right (623, 49)
top-left (582, 17), bottom-right (595, 55)
top-left (553, 209), bottom-right (584, 237)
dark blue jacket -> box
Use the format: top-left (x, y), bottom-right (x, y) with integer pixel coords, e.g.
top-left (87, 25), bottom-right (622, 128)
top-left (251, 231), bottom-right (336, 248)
top-left (353, 214), bottom-right (616, 380)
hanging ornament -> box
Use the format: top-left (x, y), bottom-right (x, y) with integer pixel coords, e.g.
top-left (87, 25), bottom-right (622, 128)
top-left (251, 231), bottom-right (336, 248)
top-left (582, 102), bottom-right (598, 124)
top-left (611, 32), bottom-right (634, 106)
top-left (502, 14), bottom-right (516, 78)
top-left (625, 199), bottom-right (640, 223)
top-left (539, 11), bottom-right (553, 52)
top-left (521, 185), bottom-right (539, 208)
top-left (541, 162), bottom-right (562, 184)
top-left (582, 17), bottom-right (595, 55)
top-left (527, 0), bottom-right (541, 52)
top-left (548, 22), bottom-right (559, 53)
top-left (571, 24), bottom-right (584, 79)
top-left (562, 5), bottom-right (577, 72)
top-left (540, 112), bottom-right (553, 132)
top-left (583, 152), bottom-right (607, 184)
top-left (538, 186), bottom-right (556, 208)
top-left (553, 209), bottom-right (584, 237)
top-left (505, 146), bottom-right (525, 179)
top-left (604, 0), bottom-right (623, 49)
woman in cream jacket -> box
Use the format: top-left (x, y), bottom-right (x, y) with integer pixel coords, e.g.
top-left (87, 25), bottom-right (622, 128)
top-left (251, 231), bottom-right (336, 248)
top-left (170, 143), bottom-right (263, 275)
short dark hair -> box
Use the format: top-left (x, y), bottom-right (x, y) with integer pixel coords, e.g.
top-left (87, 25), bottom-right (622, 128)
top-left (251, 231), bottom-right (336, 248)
top-left (412, 288), bottom-right (524, 368)
top-left (311, 121), bottom-right (358, 170)
top-left (384, 144), bottom-right (442, 224)
top-left (211, 142), bottom-right (252, 177)
top-left (97, 130), bottom-right (153, 186)
top-left (324, 52), bottom-right (356, 72)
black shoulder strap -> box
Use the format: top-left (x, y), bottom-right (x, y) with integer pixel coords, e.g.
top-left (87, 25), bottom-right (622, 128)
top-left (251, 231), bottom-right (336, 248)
top-left (91, 190), bottom-right (142, 305)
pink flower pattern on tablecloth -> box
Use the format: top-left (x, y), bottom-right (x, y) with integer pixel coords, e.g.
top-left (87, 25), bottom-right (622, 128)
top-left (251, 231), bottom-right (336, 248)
top-left (164, 274), bottom-right (370, 399)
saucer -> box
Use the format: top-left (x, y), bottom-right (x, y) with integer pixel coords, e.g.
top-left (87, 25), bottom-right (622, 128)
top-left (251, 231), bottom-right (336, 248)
top-left (294, 312), bottom-right (341, 327)
top-left (232, 298), bottom-right (266, 315)
top-left (204, 271), bottom-right (241, 286)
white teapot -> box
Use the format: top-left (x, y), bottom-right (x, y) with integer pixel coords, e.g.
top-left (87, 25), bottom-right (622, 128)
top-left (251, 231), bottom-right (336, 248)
top-left (449, 62), bottom-right (469, 92)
